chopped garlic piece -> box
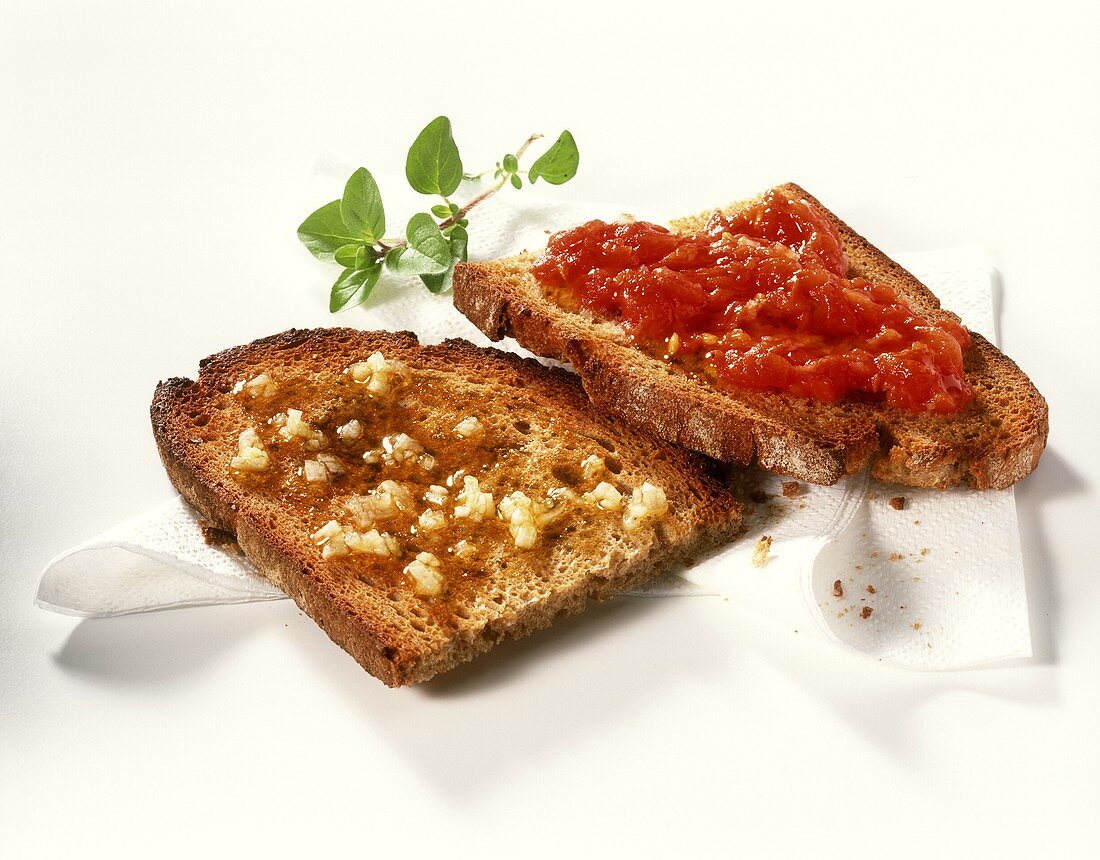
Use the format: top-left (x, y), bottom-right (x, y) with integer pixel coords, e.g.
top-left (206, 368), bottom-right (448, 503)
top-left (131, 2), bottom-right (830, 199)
top-left (404, 551), bottom-right (444, 597)
top-left (336, 419), bottom-right (363, 443)
top-left (499, 491), bottom-right (539, 549)
top-left (303, 453), bottom-right (345, 483)
top-left (344, 480), bottom-right (415, 530)
top-left (581, 454), bottom-right (605, 481)
top-left (281, 408), bottom-right (309, 437)
top-left (378, 480), bottom-right (415, 512)
top-left (346, 351), bottom-right (412, 397)
top-left (230, 427), bottom-right (270, 472)
top-left (313, 518), bottom-right (399, 560)
top-left (453, 416), bottom-right (484, 438)
top-left (237, 373), bottom-right (277, 399)
top-left (345, 528), bottom-right (399, 558)
top-left (381, 432), bottom-right (424, 465)
top-left (454, 476), bottom-right (494, 521)
top-left (532, 498), bottom-right (565, 528)
top-left (497, 489), bottom-right (568, 549)
top-left (752, 535), bottom-right (772, 568)
top-left (583, 481), bottom-right (623, 511)
top-left (424, 484), bottom-right (450, 507)
top-left (303, 459), bottom-right (329, 483)
top-left (311, 520), bottom-right (342, 544)
top-left (622, 482), bottom-right (669, 532)
top-left (452, 539), bottom-right (476, 560)
top-left (418, 509), bottom-right (446, 532)
top-left (311, 520), bottom-right (348, 559)
top-left (316, 453), bottom-right (345, 476)
top-left (546, 487), bottom-right (578, 511)
top-left (278, 408), bottom-right (325, 450)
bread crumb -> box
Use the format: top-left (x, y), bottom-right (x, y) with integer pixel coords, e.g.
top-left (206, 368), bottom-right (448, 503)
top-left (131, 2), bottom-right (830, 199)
top-left (912, 622), bottom-right (922, 630)
top-left (866, 584), bottom-right (876, 594)
top-left (860, 606), bottom-right (873, 619)
top-left (913, 519), bottom-right (921, 525)
top-left (799, 503), bottom-right (806, 509)
top-left (888, 552), bottom-right (903, 561)
top-left (920, 547), bottom-right (929, 556)
top-left (200, 525), bottom-right (240, 553)
top-left (889, 496), bottom-right (906, 510)
top-left (854, 564), bottom-right (862, 571)
top-left (781, 481), bottom-right (802, 498)
top-left (870, 551), bottom-right (880, 559)
top-left (749, 489), bottom-right (768, 504)
top-left (752, 535), bottom-right (772, 567)
top-left (832, 580), bottom-right (844, 598)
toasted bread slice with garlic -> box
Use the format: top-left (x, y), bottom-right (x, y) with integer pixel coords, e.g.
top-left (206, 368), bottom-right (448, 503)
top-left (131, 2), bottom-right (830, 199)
top-left (151, 328), bottom-right (742, 686)
top-left (452, 183), bottom-right (1047, 489)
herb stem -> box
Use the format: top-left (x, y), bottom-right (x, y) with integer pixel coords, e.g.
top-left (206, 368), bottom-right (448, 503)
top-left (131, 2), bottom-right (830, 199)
top-left (438, 132), bottom-right (543, 229)
top-left (372, 132), bottom-right (545, 255)
top-left (440, 175), bottom-right (507, 228)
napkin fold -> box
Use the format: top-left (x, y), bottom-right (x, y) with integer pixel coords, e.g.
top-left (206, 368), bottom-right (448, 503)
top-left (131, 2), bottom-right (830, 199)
top-left (37, 164), bottom-right (1031, 669)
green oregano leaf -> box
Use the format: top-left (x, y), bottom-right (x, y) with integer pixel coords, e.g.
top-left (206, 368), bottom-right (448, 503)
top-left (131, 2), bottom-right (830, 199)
top-left (298, 200), bottom-right (361, 262)
top-left (419, 272), bottom-right (449, 294)
top-left (406, 116), bottom-right (463, 197)
top-left (339, 167), bottom-right (385, 242)
top-left (383, 247), bottom-right (405, 271)
top-left (502, 153), bottom-right (519, 173)
top-left (334, 243), bottom-right (361, 268)
top-left (431, 204), bottom-right (451, 218)
top-left (528, 130), bottom-right (579, 185)
top-left (386, 213), bottom-right (451, 275)
top-left (450, 223), bottom-right (469, 262)
top-left (419, 224), bottom-right (468, 294)
top-left (330, 260), bottom-right (381, 312)
top-left (510, 173), bottom-right (522, 189)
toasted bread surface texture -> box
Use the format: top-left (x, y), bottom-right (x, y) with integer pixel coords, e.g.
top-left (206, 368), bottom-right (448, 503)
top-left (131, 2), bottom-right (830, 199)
top-left (452, 183), bottom-right (1047, 489)
top-left (151, 328), bottom-right (743, 686)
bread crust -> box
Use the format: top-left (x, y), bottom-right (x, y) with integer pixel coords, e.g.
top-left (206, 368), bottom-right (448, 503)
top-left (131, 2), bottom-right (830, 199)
top-left (151, 328), bottom-right (743, 686)
top-left (452, 183), bottom-right (1047, 489)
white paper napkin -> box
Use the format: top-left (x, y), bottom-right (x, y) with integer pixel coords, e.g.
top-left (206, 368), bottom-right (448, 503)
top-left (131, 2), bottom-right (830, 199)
top-left (36, 163), bottom-right (1031, 669)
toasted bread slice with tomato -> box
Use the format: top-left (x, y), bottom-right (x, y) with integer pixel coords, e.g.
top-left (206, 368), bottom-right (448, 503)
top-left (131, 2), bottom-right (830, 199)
top-left (452, 184), bottom-right (1047, 489)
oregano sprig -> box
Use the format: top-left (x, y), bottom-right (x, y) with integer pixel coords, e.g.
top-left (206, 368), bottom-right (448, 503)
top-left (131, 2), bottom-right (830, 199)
top-left (297, 117), bottom-right (580, 312)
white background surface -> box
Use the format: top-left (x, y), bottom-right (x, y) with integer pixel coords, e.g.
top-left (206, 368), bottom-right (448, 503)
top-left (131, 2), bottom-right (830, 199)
top-left (2, 1), bottom-right (1098, 856)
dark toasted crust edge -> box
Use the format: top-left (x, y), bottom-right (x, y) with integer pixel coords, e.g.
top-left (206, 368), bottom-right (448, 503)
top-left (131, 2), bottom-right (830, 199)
top-left (452, 184), bottom-right (1048, 489)
top-left (151, 329), bottom-right (743, 686)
